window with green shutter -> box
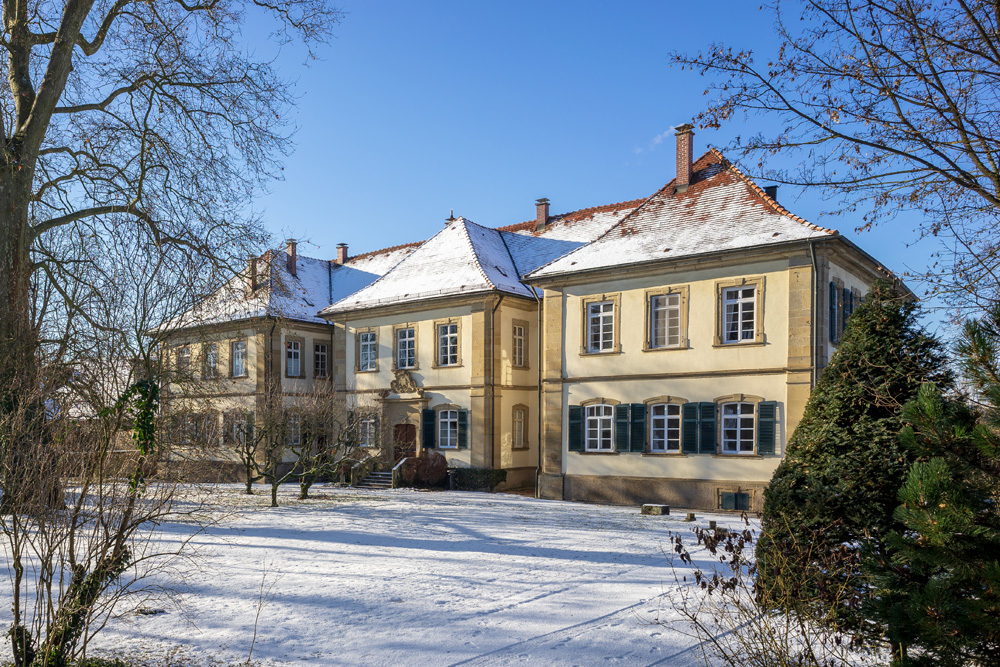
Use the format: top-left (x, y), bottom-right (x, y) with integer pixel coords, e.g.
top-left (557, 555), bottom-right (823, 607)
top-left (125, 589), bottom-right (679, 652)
top-left (614, 404), bottom-right (630, 452)
top-left (681, 403), bottom-right (699, 453)
top-left (457, 410), bottom-right (468, 449)
top-left (629, 403), bottom-right (646, 452)
top-left (421, 408), bottom-right (436, 448)
top-left (757, 401), bottom-right (778, 455)
top-left (568, 405), bottom-right (584, 452)
top-left (699, 402), bottom-right (717, 454)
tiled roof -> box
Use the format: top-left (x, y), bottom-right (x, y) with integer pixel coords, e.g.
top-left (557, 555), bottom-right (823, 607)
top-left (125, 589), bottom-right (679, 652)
top-left (167, 243), bottom-right (418, 330)
top-left (320, 218), bottom-right (532, 314)
top-left (525, 150), bottom-right (837, 280)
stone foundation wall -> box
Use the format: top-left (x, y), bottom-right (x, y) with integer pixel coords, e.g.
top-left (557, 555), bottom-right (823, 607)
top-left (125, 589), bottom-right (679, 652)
top-left (561, 474), bottom-right (768, 513)
top-left (495, 466), bottom-right (536, 492)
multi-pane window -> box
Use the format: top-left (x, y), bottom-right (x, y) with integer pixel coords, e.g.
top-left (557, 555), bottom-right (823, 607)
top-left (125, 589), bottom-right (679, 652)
top-left (650, 294), bottom-right (682, 348)
top-left (396, 328), bottom-right (416, 369)
top-left (359, 332), bottom-right (377, 371)
top-left (232, 413), bottom-right (248, 446)
top-left (585, 404), bottom-right (614, 451)
top-left (512, 324), bottom-right (526, 367)
top-left (286, 341), bottom-right (301, 377)
top-left (231, 340), bottom-right (247, 377)
top-left (203, 344), bottom-right (218, 378)
top-left (176, 346), bottom-right (191, 372)
top-left (287, 414), bottom-right (302, 446)
top-left (359, 418), bottom-right (376, 447)
top-left (314, 344), bottom-right (328, 378)
top-left (721, 402), bottom-right (755, 454)
top-left (438, 323), bottom-right (459, 366)
top-left (650, 403), bottom-right (681, 452)
top-left (587, 301), bottom-right (615, 352)
top-left (723, 287), bottom-right (756, 343)
top-left (438, 410), bottom-right (458, 448)
top-left (512, 407), bottom-right (526, 449)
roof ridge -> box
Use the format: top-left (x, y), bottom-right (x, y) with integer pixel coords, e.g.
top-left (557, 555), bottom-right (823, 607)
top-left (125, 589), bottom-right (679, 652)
top-left (495, 197), bottom-right (646, 233)
top-left (708, 147), bottom-right (838, 236)
top-left (457, 218), bottom-right (498, 291)
top-left (345, 240), bottom-right (423, 262)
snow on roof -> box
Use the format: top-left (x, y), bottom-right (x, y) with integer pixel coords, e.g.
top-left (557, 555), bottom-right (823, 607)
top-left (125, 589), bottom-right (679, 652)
top-left (526, 150), bottom-right (837, 280)
top-left (168, 243), bottom-right (420, 330)
top-left (321, 218), bottom-right (532, 314)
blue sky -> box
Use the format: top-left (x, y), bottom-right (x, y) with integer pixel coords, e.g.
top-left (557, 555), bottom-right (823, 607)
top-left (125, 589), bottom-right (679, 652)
top-left (248, 1), bottom-right (943, 323)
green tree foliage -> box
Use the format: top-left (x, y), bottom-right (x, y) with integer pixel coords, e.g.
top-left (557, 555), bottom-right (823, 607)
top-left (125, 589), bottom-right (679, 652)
top-left (757, 279), bottom-right (950, 628)
top-left (865, 309), bottom-right (1000, 666)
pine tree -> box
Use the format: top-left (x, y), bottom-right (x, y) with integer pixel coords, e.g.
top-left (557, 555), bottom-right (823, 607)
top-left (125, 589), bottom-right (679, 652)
top-left (757, 279), bottom-right (950, 630)
top-left (865, 308), bottom-right (1000, 666)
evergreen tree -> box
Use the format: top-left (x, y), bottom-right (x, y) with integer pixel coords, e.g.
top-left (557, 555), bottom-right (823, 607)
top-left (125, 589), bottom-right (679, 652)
top-left (865, 309), bottom-right (1000, 666)
top-left (757, 279), bottom-right (950, 629)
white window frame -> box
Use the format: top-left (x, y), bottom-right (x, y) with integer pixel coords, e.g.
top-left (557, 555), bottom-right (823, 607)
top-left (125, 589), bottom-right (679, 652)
top-left (438, 409), bottom-right (458, 449)
top-left (587, 301), bottom-right (615, 352)
top-left (286, 341), bottom-right (301, 377)
top-left (723, 286), bottom-right (757, 344)
top-left (231, 340), bottom-right (247, 377)
top-left (287, 414), bottom-right (302, 447)
top-left (512, 407), bottom-right (526, 449)
top-left (359, 331), bottom-right (378, 371)
top-left (585, 404), bottom-right (614, 452)
top-left (359, 418), bottom-right (376, 447)
top-left (512, 324), bottom-right (526, 367)
top-left (437, 323), bottom-right (459, 366)
top-left (176, 346), bottom-right (191, 372)
top-left (314, 343), bottom-right (328, 378)
top-left (396, 328), bottom-right (416, 369)
top-left (650, 293), bottom-right (682, 349)
top-left (203, 343), bottom-right (218, 379)
top-left (232, 413), bottom-right (248, 446)
top-left (650, 403), bottom-right (681, 452)
top-left (721, 402), bottom-right (755, 454)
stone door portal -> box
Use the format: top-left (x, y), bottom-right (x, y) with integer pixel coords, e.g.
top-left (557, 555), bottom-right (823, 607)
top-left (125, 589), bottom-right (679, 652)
top-left (393, 423), bottom-right (416, 461)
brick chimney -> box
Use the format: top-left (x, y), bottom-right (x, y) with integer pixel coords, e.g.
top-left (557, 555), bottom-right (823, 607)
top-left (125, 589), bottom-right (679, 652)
top-left (285, 239), bottom-right (297, 276)
top-left (535, 198), bottom-right (550, 232)
top-left (335, 242), bottom-right (349, 265)
top-left (674, 124), bottom-right (694, 194)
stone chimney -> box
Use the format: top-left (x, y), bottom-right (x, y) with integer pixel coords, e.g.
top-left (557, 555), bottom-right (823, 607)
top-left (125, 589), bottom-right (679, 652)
top-left (247, 256), bottom-right (258, 291)
top-left (335, 242), bottom-right (349, 265)
top-left (285, 239), bottom-right (297, 276)
top-left (535, 198), bottom-right (550, 232)
top-left (674, 124), bottom-right (694, 194)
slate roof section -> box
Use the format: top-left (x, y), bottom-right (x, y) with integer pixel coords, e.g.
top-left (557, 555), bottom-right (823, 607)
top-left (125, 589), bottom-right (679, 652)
top-left (525, 150), bottom-right (837, 281)
top-left (321, 218), bottom-right (533, 314)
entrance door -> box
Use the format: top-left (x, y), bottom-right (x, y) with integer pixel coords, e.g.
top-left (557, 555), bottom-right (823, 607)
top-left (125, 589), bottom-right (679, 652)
top-left (393, 423), bottom-right (416, 461)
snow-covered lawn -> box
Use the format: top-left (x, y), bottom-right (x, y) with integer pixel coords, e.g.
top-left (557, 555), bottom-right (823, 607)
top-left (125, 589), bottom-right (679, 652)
top-left (6, 485), bottom-right (755, 666)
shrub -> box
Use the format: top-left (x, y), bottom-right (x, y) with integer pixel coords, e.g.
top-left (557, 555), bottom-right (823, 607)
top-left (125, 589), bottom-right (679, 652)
top-left (452, 467), bottom-right (507, 491)
top-left (759, 279), bottom-right (950, 635)
top-left (400, 452), bottom-right (448, 488)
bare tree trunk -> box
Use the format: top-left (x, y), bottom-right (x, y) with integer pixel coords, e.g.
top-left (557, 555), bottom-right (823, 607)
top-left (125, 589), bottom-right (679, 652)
top-left (0, 171), bottom-right (37, 388)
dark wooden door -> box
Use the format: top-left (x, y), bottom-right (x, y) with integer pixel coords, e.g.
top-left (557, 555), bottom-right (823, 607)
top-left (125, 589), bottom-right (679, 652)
top-left (393, 423), bottom-right (416, 461)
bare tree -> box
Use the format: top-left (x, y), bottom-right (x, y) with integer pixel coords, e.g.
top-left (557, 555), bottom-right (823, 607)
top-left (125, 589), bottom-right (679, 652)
top-left (0, 0), bottom-right (341, 383)
top-left (672, 0), bottom-right (1000, 311)
top-left (242, 379), bottom-right (375, 507)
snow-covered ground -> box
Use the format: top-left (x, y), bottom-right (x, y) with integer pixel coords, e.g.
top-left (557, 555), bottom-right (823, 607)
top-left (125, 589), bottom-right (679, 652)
top-left (4, 485), bottom-right (755, 666)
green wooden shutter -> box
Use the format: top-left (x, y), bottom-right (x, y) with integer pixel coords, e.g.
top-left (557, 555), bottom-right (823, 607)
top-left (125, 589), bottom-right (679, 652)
top-left (629, 403), bottom-right (647, 453)
top-left (829, 281), bottom-right (838, 343)
top-left (614, 404), bottom-right (630, 452)
top-left (422, 408), bottom-right (436, 449)
top-left (735, 492), bottom-right (750, 511)
top-left (699, 402), bottom-right (717, 454)
top-left (681, 403), bottom-right (699, 453)
top-left (843, 288), bottom-right (853, 331)
top-left (568, 406), bottom-right (584, 452)
top-left (457, 410), bottom-right (469, 449)
top-left (223, 413), bottom-right (233, 445)
top-left (757, 401), bottom-right (778, 455)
